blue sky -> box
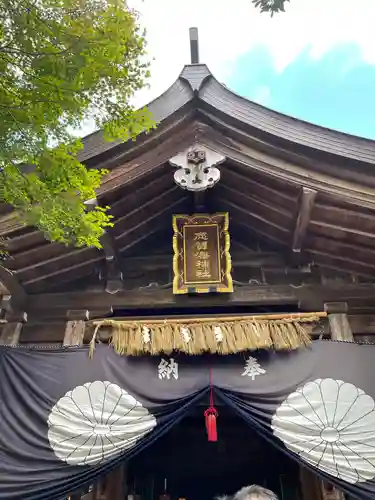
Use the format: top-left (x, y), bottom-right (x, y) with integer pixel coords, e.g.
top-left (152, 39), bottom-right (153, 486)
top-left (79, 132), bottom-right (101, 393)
top-left (80, 0), bottom-right (375, 141)
top-left (228, 43), bottom-right (375, 139)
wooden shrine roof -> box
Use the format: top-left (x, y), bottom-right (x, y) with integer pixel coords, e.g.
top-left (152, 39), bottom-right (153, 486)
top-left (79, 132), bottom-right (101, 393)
top-left (2, 62), bottom-right (375, 318)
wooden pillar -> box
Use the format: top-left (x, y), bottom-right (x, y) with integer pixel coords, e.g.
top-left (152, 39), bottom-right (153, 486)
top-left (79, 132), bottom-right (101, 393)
top-left (0, 302), bottom-right (27, 345)
top-left (0, 319), bottom-right (23, 345)
top-left (65, 310), bottom-right (89, 500)
top-left (63, 310), bottom-right (89, 346)
top-left (103, 464), bottom-right (126, 500)
top-left (321, 302), bottom-right (353, 500)
top-left (325, 302), bottom-right (353, 342)
top-left (300, 303), bottom-right (351, 500)
top-left (300, 466), bottom-right (323, 500)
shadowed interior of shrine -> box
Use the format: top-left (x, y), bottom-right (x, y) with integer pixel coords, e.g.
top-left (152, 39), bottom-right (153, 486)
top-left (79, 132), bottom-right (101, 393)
top-left (126, 407), bottom-right (301, 500)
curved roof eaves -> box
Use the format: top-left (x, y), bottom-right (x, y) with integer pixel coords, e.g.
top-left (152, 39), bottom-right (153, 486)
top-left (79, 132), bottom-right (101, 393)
top-left (199, 76), bottom-right (375, 164)
top-left (78, 78), bottom-right (194, 162)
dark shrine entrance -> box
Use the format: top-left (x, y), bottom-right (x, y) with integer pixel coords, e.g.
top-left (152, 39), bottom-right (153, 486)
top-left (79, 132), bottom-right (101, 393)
top-left (126, 406), bottom-right (301, 500)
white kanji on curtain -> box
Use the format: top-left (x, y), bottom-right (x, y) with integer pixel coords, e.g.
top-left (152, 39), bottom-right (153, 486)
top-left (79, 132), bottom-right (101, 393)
top-left (241, 356), bottom-right (266, 380)
top-left (158, 358), bottom-right (179, 380)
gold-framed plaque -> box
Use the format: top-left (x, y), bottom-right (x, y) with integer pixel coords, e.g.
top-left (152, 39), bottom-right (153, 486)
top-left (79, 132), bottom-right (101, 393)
top-left (172, 213), bottom-right (233, 295)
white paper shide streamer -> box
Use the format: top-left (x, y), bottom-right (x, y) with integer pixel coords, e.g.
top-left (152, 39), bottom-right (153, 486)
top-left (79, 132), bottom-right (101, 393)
top-left (180, 326), bottom-right (192, 343)
top-left (142, 326), bottom-right (151, 344)
top-left (214, 326), bottom-right (223, 343)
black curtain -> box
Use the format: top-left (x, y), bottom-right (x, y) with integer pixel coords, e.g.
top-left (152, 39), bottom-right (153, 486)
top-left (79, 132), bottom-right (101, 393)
top-left (1, 341), bottom-right (375, 499)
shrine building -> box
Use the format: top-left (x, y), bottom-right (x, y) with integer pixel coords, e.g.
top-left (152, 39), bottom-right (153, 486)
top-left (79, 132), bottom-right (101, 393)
top-left (2, 27), bottom-right (375, 500)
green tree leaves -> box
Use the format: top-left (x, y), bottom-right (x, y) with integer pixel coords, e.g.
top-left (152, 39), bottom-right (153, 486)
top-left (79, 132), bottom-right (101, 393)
top-left (0, 0), bottom-right (154, 248)
top-left (252, 0), bottom-right (289, 15)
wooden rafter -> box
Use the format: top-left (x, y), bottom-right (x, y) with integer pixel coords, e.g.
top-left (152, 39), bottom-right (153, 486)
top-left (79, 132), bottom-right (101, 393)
top-left (4, 73), bottom-right (375, 293)
top-left (216, 197), bottom-right (289, 247)
top-left (86, 197), bottom-right (124, 295)
top-left (26, 282), bottom-right (375, 315)
top-left (120, 251), bottom-right (285, 271)
top-left (292, 187), bottom-right (317, 253)
top-left (0, 264), bottom-right (27, 305)
top-left (20, 197), bottom-right (188, 290)
top-left (115, 196), bottom-right (188, 252)
top-left (100, 231), bottom-right (124, 294)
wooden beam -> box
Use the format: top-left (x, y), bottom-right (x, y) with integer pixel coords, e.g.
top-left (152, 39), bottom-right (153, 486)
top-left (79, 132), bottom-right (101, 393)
top-left (299, 466), bottom-right (322, 500)
top-left (12, 189), bottom-right (185, 287)
top-left (217, 199), bottom-right (289, 247)
top-left (215, 183), bottom-right (293, 233)
top-left (324, 302), bottom-right (354, 341)
top-left (219, 166), bottom-right (298, 213)
top-left (121, 251), bottom-right (285, 271)
top-left (101, 231), bottom-right (124, 294)
top-left (15, 313), bottom-right (375, 344)
top-left (309, 250), bottom-right (375, 278)
top-left (23, 256), bottom-right (102, 288)
top-left (114, 188), bottom-right (183, 240)
top-left (108, 168), bottom-right (172, 218)
top-left (63, 310), bottom-right (89, 347)
top-left (0, 211), bottom-right (24, 236)
top-left (86, 197), bottom-right (124, 294)
top-left (318, 303), bottom-right (349, 500)
top-left (26, 282), bottom-right (375, 315)
top-left (116, 197), bottom-right (188, 252)
top-left (0, 321), bottom-right (23, 345)
top-left (0, 309), bottom-right (27, 345)
top-left (193, 191), bottom-right (207, 211)
top-left (0, 264), bottom-right (27, 305)
top-left (103, 465), bottom-right (126, 500)
top-left (310, 219), bottom-right (375, 246)
top-left (292, 187), bottom-right (317, 252)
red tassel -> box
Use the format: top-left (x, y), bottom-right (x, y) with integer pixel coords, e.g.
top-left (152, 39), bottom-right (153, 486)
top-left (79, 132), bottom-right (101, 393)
top-left (204, 408), bottom-right (218, 442)
top-left (204, 367), bottom-right (218, 442)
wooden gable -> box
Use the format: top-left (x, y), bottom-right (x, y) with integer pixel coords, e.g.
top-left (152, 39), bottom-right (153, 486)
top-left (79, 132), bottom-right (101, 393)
top-left (2, 61), bottom-right (375, 345)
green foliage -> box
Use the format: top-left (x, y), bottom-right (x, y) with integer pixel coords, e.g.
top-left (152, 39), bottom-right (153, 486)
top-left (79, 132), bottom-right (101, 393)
top-left (0, 236), bottom-right (7, 260)
top-left (252, 0), bottom-right (289, 15)
top-left (0, 0), bottom-right (155, 248)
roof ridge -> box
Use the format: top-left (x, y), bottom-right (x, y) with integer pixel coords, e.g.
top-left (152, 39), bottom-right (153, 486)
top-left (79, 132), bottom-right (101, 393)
top-left (179, 64), bottom-right (212, 93)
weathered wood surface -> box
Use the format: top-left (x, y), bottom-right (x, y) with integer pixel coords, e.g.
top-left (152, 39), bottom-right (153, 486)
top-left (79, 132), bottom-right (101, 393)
top-left (299, 467), bottom-right (323, 500)
top-left (319, 302), bottom-right (352, 500)
top-left (325, 302), bottom-right (354, 342)
top-left (292, 187), bottom-right (317, 253)
top-left (24, 282), bottom-right (375, 314)
top-left (62, 310), bottom-right (89, 347)
top-left (2, 117), bottom-right (375, 295)
top-left (12, 315), bottom-right (375, 345)
top-left (0, 322), bottom-right (23, 345)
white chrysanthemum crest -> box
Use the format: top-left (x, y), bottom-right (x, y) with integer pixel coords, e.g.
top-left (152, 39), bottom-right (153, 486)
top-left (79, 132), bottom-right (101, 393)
top-left (272, 378), bottom-right (375, 484)
top-left (48, 381), bottom-right (156, 466)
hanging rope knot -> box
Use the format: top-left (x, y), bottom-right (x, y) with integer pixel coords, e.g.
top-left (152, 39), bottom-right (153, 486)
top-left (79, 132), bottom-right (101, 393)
top-left (204, 368), bottom-right (218, 441)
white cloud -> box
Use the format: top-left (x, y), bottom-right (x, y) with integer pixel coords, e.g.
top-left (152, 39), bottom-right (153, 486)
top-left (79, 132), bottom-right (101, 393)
top-left (79, 0), bottom-right (375, 136)
top-left (130, 0), bottom-right (375, 108)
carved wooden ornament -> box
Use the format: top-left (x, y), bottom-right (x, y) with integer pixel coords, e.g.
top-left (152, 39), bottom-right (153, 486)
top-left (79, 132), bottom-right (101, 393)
top-left (169, 144), bottom-right (225, 192)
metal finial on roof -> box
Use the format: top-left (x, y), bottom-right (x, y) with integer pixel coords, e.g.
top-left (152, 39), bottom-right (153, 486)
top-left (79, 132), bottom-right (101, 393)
top-left (189, 27), bottom-right (199, 64)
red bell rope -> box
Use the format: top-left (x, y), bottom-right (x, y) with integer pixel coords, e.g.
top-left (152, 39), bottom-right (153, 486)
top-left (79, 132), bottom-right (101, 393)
top-left (204, 367), bottom-right (218, 442)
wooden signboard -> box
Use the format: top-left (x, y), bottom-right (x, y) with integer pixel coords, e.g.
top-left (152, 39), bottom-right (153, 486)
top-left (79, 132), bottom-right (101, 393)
top-left (172, 213), bottom-right (233, 295)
